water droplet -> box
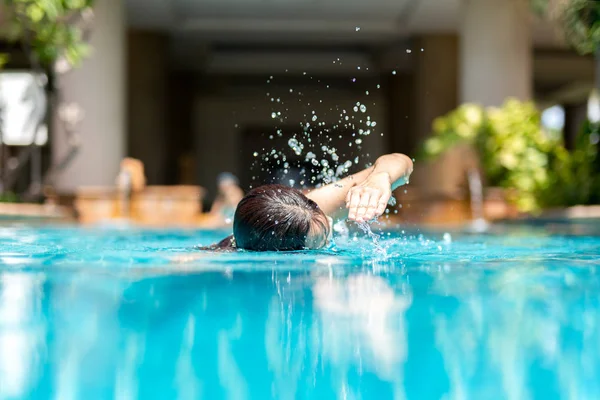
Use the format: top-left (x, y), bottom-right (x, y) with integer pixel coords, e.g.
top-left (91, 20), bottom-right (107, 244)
top-left (443, 233), bottom-right (452, 244)
top-left (355, 26), bottom-right (360, 31)
top-left (271, 112), bottom-right (277, 119)
top-left (359, 104), bottom-right (367, 113)
top-left (353, 106), bottom-right (359, 112)
top-left (351, 78), bottom-right (356, 82)
top-left (312, 115), bottom-right (318, 121)
top-left (406, 49), bottom-right (412, 54)
top-left (253, 152), bottom-right (258, 157)
top-left (357, 66), bottom-right (361, 70)
top-left (355, 138), bottom-right (363, 145)
top-left (288, 138), bottom-right (304, 156)
top-left (392, 70), bottom-right (397, 75)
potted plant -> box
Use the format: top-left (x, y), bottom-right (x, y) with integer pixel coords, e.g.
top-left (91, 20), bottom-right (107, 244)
top-left (421, 99), bottom-right (599, 217)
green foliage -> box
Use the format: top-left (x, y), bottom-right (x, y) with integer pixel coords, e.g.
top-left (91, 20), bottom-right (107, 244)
top-left (531, 0), bottom-right (600, 55)
top-left (422, 99), bottom-right (600, 213)
top-left (560, 0), bottom-right (600, 54)
top-left (1, 0), bottom-right (94, 67)
top-left (529, 0), bottom-right (551, 15)
top-left (540, 119), bottom-right (600, 207)
top-left (0, 192), bottom-right (19, 203)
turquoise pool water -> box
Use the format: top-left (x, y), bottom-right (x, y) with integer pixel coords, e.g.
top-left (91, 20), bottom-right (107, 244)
top-left (1, 221), bottom-right (600, 399)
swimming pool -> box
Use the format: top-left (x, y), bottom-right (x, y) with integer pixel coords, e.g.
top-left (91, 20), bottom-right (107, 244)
top-left (0, 221), bottom-right (599, 399)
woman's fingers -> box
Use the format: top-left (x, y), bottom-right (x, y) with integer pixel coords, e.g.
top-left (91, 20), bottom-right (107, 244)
top-left (364, 193), bottom-right (380, 220)
top-left (370, 190), bottom-right (391, 219)
top-left (347, 186), bottom-right (393, 222)
top-left (347, 188), bottom-right (392, 221)
top-left (354, 192), bottom-right (371, 221)
top-left (375, 199), bottom-right (388, 217)
top-left (347, 189), bottom-right (362, 220)
top-left (347, 189), bottom-right (372, 221)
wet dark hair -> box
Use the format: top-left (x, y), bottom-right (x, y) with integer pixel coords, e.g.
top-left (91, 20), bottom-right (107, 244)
top-left (208, 184), bottom-right (330, 251)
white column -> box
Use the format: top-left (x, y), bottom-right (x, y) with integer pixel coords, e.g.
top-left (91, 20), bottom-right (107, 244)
top-left (52, 0), bottom-right (125, 192)
top-left (460, 0), bottom-right (532, 106)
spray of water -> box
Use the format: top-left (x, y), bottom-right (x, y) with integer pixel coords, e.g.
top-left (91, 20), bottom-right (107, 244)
top-left (355, 221), bottom-right (388, 259)
top-left (248, 52), bottom-right (417, 248)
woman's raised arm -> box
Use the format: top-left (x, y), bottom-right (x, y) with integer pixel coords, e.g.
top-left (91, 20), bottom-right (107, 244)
top-left (306, 153), bottom-right (413, 222)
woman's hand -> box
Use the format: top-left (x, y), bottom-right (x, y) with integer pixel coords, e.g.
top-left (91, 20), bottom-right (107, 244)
top-left (306, 153), bottom-right (412, 220)
top-left (346, 172), bottom-right (393, 222)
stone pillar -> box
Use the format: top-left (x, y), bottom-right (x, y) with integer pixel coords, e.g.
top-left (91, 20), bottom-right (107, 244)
top-left (414, 35), bottom-right (459, 147)
top-left (127, 31), bottom-right (169, 185)
top-left (52, 0), bottom-right (125, 192)
top-left (460, 0), bottom-right (532, 106)
top-left (410, 35), bottom-right (464, 198)
top-left (386, 73), bottom-right (414, 154)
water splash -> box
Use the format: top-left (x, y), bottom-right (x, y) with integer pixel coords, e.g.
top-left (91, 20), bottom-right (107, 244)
top-left (355, 221), bottom-right (388, 259)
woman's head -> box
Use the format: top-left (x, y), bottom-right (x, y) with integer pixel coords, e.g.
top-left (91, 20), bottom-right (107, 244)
top-left (233, 184), bottom-right (331, 251)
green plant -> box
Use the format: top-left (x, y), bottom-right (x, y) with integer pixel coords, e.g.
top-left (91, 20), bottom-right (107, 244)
top-left (1, 0), bottom-right (94, 67)
top-left (421, 99), bottom-right (599, 213)
top-left (531, 0), bottom-right (600, 55)
top-left (0, 192), bottom-right (19, 203)
top-left (560, 0), bottom-right (600, 55)
top-left (541, 119), bottom-right (600, 206)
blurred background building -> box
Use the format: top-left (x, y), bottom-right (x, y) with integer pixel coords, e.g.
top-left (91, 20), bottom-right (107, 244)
top-left (0, 0), bottom-right (594, 206)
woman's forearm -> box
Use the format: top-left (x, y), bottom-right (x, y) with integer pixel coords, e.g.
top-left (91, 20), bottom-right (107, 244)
top-left (370, 153), bottom-right (414, 190)
top-left (306, 153), bottom-right (413, 219)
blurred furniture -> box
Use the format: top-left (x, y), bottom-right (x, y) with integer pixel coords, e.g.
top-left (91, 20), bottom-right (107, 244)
top-left (74, 158), bottom-right (205, 225)
top-left (74, 186), bottom-right (119, 224)
top-left (131, 185), bottom-right (204, 226)
top-left (75, 185), bottom-right (205, 226)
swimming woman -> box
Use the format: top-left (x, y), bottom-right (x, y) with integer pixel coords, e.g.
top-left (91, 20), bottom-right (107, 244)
top-left (209, 153), bottom-right (413, 251)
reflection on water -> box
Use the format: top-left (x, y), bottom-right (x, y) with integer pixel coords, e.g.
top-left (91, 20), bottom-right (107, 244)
top-left (0, 226), bottom-right (599, 399)
top-left (0, 273), bottom-right (46, 398)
